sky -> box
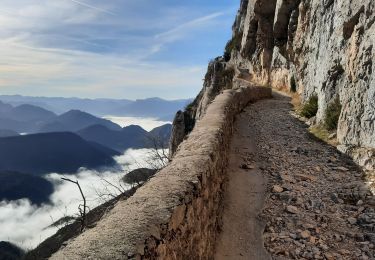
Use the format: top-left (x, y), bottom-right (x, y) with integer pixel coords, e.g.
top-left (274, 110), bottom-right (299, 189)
top-left (0, 0), bottom-right (239, 100)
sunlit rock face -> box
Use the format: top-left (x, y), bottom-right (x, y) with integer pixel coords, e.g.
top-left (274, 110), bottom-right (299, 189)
top-left (231, 0), bottom-right (375, 168)
top-left (234, 0), bottom-right (374, 146)
top-left (171, 0), bottom-right (374, 168)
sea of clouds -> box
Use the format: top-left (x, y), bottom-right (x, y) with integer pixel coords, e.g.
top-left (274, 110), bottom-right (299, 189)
top-left (103, 116), bottom-right (171, 131)
top-left (0, 148), bottom-right (159, 250)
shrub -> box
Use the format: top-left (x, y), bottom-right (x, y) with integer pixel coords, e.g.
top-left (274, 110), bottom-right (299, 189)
top-left (300, 94), bottom-right (318, 118)
top-left (184, 101), bottom-right (195, 111)
top-left (324, 97), bottom-right (342, 130)
top-left (224, 31), bottom-right (243, 61)
top-left (122, 168), bottom-right (157, 186)
top-left (220, 67), bottom-right (235, 80)
top-left (290, 76), bottom-right (297, 92)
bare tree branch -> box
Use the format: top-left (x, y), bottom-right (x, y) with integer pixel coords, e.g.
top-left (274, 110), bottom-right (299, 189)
top-left (61, 178), bottom-right (87, 232)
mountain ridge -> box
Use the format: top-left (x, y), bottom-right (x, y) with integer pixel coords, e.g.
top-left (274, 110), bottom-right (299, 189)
top-left (0, 132), bottom-right (119, 175)
top-left (77, 123), bottom-right (172, 152)
top-left (0, 95), bottom-right (191, 120)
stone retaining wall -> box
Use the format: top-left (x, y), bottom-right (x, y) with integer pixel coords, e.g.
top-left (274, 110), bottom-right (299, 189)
top-left (51, 85), bottom-right (271, 260)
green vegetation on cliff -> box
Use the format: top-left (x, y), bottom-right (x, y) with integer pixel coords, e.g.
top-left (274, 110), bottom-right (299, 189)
top-left (224, 31), bottom-right (243, 61)
top-left (300, 95), bottom-right (318, 119)
top-left (324, 98), bottom-right (342, 130)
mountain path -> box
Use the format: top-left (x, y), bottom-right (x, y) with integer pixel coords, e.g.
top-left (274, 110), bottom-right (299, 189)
top-left (215, 91), bottom-right (375, 259)
top-left (214, 96), bottom-right (271, 259)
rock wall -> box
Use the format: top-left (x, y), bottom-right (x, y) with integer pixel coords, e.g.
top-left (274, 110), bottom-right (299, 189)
top-left (51, 85), bottom-right (271, 260)
top-left (224, 0), bottom-right (375, 170)
top-left (169, 57), bottom-right (235, 157)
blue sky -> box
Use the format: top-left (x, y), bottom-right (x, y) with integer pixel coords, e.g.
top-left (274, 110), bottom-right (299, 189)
top-left (0, 0), bottom-right (239, 99)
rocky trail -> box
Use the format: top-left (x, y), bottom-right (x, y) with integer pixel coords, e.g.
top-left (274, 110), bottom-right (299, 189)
top-left (216, 91), bottom-right (375, 259)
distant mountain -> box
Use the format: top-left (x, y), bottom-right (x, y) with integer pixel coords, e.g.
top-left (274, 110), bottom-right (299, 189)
top-left (0, 95), bottom-right (191, 119)
top-left (111, 98), bottom-right (191, 120)
top-left (78, 125), bottom-right (148, 152)
top-left (77, 124), bottom-right (171, 152)
top-left (38, 110), bottom-right (122, 133)
top-left (0, 101), bottom-right (12, 114)
top-left (149, 124), bottom-right (172, 146)
top-left (0, 132), bottom-right (120, 175)
top-left (0, 129), bottom-right (19, 138)
top-left (0, 241), bottom-right (24, 260)
top-left (0, 118), bottom-right (29, 133)
top-left (0, 95), bottom-right (132, 115)
top-left (0, 102), bottom-right (57, 133)
top-left (0, 171), bottom-right (54, 205)
top-left (121, 125), bottom-right (150, 147)
top-left (7, 104), bottom-right (56, 122)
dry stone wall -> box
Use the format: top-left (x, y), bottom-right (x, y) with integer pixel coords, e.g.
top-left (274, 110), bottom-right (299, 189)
top-left (51, 85), bottom-right (271, 260)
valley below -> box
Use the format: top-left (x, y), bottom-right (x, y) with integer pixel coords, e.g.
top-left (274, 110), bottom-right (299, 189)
top-left (0, 147), bottom-right (161, 250)
top-left (0, 97), bottom-right (177, 254)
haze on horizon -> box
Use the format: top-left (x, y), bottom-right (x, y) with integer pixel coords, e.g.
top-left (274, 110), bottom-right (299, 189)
top-left (0, 0), bottom-right (239, 100)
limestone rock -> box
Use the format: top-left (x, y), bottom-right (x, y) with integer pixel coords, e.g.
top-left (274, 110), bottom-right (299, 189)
top-left (227, 0), bottom-right (375, 170)
top-left (348, 217), bottom-right (357, 225)
top-left (286, 205), bottom-right (299, 214)
top-left (273, 185), bottom-right (284, 193)
top-left (300, 230), bottom-right (311, 239)
top-left (169, 111), bottom-right (186, 157)
top-left (170, 0), bottom-right (374, 170)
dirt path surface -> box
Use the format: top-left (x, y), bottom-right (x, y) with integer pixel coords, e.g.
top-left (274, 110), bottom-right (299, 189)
top-left (216, 91), bottom-right (375, 259)
top-left (214, 105), bottom-right (271, 260)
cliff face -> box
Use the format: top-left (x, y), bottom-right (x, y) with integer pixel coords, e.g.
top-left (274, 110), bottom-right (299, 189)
top-left (233, 0), bottom-right (375, 169)
top-left (171, 0), bottom-right (375, 170)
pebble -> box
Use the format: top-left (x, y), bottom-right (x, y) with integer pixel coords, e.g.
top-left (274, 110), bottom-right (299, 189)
top-left (280, 173), bottom-right (296, 183)
top-left (348, 217), bottom-right (357, 225)
top-left (247, 96), bottom-right (374, 259)
top-left (324, 252), bottom-right (334, 260)
top-left (336, 166), bottom-right (349, 172)
top-left (240, 164), bottom-right (254, 170)
top-left (272, 185), bottom-right (284, 193)
top-left (300, 230), bottom-right (311, 239)
top-left (286, 205), bottom-right (299, 214)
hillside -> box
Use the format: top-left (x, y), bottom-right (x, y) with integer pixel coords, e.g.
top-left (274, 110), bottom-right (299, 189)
top-left (0, 132), bottom-right (119, 175)
top-left (0, 118), bottom-right (29, 134)
top-left (0, 242), bottom-right (24, 260)
top-left (38, 110), bottom-right (122, 133)
top-left (0, 171), bottom-right (54, 205)
top-left (0, 101), bottom-right (12, 114)
top-left (112, 98), bottom-right (190, 120)
top-left (0, 103), bottom-right (57, 133)
top-left (0, 130), bottom-right (19, 138)
top-left (6, 104), bottom-right (56, 123)
top-left (77, 124), bottom-right (172, 152)
top-left (149, 124), bottom-right (172, 144)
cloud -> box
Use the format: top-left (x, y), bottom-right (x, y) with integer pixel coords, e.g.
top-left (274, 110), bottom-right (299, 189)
top-left (0, 148), bottom-right (161, 249)
top-left (0, 37), bottom-right (207, 98)
top-left (69, 0), bottom-right (116, 16)
top-left (103, 116), bottom-right (171, 131)
top-left (155, 12), bottom-right (224, 42)
top-left (150, 12), bottom-right (224, 54)
top-left (0, 0), bottom-right (237, 99)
